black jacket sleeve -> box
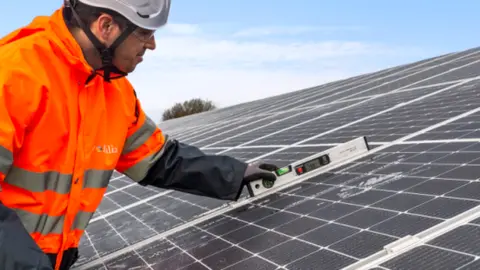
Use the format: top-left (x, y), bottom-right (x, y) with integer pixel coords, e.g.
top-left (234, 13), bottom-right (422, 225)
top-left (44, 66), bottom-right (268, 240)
top-left (139, 139), bottom-right (249, 201)
top-left (0, 202), bottom-right (53, 270)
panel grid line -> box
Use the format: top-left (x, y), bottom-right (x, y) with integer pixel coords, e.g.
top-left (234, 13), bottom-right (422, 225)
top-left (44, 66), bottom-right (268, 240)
top-left (274, 179), bottom-right (475, 221)
top-left (241, 77), bottom-right (479, 161)
top-left (195, 51), bottom-right (479, 148)
top-left (86, 189), bottom-right (217, 269)
top-left (80, 88), bottom-right (480, 268)
top-left (423, 241), bottom-right (480, 260)
top-left (74, 47), bottom-right (480, 270)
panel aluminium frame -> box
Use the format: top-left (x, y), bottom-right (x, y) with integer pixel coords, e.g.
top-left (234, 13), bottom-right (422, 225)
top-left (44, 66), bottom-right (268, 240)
top-left (77, 91), bottom-right (480, 269)
top-left (125, 76), bottom-right (478, 217)
top-left (404, 111), bottom-right (480, 142)
top-left (157, 47), bottom-right (476, 138)
top-left (242, 51), bottom-right (451, 117)
top-left (244, 77), bottom-right (480, 163)
top-left (348, 56), bottom-right (480, 99)
top-left (189, 51), bottom-right (475, 149)
top-left (207, 99), bottom-right (365, 148)
top-left (342, 151), bottom-right (480, 270)
top-left (74, 148), bottom-right (286, 268)
top-left (74, 138), bottom-right (377, 269)
top-left (302, 81), bottom-right (480, 145)
top-left (252, 85), bottom-right (446, 146)
top-left (412, 58), bottom-right (480, 87)
top-left (77, 54), bottom-right (480, 268)
top-left (314, 49), bottom-right (480, 103)
top-left (207, 94), bottom-right (389, 149)
top-left (192, 106), bottom-right (327, 148)
top-left (180, 114), bottom-right (270, 144)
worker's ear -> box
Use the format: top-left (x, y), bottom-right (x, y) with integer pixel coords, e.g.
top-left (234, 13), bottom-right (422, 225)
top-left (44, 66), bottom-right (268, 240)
top-left (92, 14), bottom-right (120, 46)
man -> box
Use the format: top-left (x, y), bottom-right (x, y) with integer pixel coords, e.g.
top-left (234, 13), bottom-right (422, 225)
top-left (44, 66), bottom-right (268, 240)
top-left (0, 1), bottom-right (278, 269)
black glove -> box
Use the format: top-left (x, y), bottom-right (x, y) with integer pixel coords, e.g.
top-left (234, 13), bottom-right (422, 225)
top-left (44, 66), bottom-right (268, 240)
top-left (243, 160), bottom-right (278, 183)
top-left (0, 202), bottom-right (53, 270)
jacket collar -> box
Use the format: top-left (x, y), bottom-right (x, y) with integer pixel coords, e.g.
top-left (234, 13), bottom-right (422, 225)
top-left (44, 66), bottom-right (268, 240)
top-left (49, 7), bottom-right (95, 79)
top-left (0, 6), bottom-right (96, 80)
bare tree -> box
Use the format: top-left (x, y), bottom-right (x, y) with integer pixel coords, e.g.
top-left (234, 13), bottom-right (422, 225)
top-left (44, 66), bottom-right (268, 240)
top-left (162, 98), bottom-right (217, 121)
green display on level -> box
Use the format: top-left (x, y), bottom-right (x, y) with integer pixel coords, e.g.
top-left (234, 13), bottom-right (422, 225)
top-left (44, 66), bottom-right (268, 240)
top-left (276, 166), bottom-right (291, 176)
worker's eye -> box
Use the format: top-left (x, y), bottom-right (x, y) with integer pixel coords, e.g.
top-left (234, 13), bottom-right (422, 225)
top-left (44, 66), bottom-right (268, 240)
top-left (133, 28), bottom-right (155, 42)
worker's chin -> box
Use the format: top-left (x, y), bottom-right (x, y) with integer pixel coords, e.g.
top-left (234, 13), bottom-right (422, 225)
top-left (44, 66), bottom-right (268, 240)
top-left (112, 60), bottom-right (137, 74)
top-left (125, 64), bottom-right (137, 73)
top-left (122, 61), bottom-right (140, 73)
top-left (113, 65), bottom-right (135, 75)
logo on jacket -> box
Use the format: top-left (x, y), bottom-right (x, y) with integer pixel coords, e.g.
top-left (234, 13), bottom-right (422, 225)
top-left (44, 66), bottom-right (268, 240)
top-left (93, 144), bottom-right (118, 154)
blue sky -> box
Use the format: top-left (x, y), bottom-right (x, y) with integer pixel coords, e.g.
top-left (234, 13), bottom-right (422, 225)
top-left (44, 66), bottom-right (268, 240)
top-left (172, 0), bottom-right (480, 51)
top-left (1, 1), bottom-right (479, 121)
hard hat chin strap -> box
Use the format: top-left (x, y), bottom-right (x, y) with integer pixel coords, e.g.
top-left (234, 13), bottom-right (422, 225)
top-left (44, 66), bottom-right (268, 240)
top-left (65, 0), bottom-right (136, 83)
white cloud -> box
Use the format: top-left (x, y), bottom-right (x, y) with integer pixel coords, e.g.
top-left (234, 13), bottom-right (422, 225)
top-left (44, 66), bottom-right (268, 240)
top-left (133, 66), bottom-right (347, 109)
top-left (151, 37), bottom-right (390, 64)
top-left (231, 25), bottom-right (365, 37)
top-left (161, 23), bottom-right (201, 35)
top-left (129, 23), bottom-right (432, 122)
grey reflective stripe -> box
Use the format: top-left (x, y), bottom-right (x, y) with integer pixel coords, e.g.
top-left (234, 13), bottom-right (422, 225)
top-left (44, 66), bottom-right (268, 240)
top-left (14, 208), bottom-right (65, 235)
top-left (83, 169), bottom-right (113, 189)
top-left (6, 169), bottom-right (72, 194)
top-left (71, 210), bottom-right (95, 231)
top-left (5, 167), bottom-right (113, 193)
top-left (14, 208), bottom-right (95, 235)
top-left (0, 145), bottom-right (13, 174)
top-left (122, 116), bottom-right (157, 155)
top-left (124, 137), bottom-right (168, 182)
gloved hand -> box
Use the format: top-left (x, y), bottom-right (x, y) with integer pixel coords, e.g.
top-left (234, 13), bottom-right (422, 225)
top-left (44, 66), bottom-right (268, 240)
top-left (243, 160), bottom-right (278, 183)
top-left (0, 202), bottom-right (53, 270)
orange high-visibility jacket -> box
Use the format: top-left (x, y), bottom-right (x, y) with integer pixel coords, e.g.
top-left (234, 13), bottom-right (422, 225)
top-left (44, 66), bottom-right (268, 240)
top-left (0, 7), bottom-right (247, 270)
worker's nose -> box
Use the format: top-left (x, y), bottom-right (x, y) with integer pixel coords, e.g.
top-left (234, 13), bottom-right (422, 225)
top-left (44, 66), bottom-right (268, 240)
top-left (145, 35), bottom-right (156, 51)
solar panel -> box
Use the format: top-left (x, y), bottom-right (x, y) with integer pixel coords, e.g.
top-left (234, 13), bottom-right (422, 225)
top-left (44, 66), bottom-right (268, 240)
top-left (72, 46), bottom-right (480, 270)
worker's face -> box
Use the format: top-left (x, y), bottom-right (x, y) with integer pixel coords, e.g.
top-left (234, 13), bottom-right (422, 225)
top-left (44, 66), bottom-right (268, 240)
top-left (94, 14), bottom-right (156, 73)
top-left (113, 28), bottom-right (156, 73)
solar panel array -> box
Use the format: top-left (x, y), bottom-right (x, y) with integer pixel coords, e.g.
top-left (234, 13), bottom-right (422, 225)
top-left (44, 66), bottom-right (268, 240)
top-left (73, 46), bottom-right (480, 270)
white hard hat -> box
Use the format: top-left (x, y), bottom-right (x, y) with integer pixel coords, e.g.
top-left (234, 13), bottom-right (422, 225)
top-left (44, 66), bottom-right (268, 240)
top-left (64, 0), bottom-right (171, 82)
top-left (76, 0), bottom-right (171, 30)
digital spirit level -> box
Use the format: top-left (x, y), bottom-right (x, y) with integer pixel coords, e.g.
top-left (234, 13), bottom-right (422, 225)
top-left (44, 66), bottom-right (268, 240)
top-left (246, 136), bottom-right (370, 197)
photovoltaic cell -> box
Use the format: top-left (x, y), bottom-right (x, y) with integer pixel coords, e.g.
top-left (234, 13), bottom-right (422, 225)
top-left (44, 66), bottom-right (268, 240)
top-left (348, 53), bottom-right (480, 97)
top-left (72, 47), bottom-right (480, 270)
top-left (302, 81), bottom-right (480, 144)
top-left (76, 185), bottom-right (231, 266)
top-left (247, 86), bottom-right (442, 146)
top-left (370, 208), bottom-right (480, 269)
top-left (152, 51), bottom-right (474, 135)
top-left (411, 59), bottom-right (480, 87)
top-left (273, 94), bottom-right (354, 112)
top-left (308, 60), bottom-right (442, 104)
top-left (238, 83), bottom-right (348, 116)
top-left (166, 122), bottom-right (227, 142)
top-left (408, 110), bottom-right (480, 141)
top-left (380, 245), bottom-right (475, 270)
top-left (207, 99), bottom-right (361, 148)
top-left (262, 79), bottom-right (367, 112)
top-left (184, 111), bottom-right (295, 147)
top-left (78, 140), bottom-right (480, 269)
top-left (111, 170), bottom-right (122, 178)
top-left (320, 53), bottom-right (477, 102)
top-left (398, 48), bottom-right (479, 71)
